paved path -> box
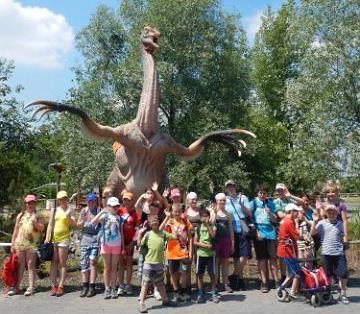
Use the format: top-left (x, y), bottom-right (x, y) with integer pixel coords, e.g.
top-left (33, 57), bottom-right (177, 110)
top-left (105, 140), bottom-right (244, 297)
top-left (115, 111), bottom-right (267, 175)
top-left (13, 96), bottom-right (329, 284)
top-left (1, 287), bottom-right (360, 314)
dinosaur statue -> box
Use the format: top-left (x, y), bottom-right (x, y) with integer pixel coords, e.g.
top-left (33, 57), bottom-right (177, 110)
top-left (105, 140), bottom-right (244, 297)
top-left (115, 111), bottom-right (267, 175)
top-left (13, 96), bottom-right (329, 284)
top-left (28, 26), bottom-right (256, 198)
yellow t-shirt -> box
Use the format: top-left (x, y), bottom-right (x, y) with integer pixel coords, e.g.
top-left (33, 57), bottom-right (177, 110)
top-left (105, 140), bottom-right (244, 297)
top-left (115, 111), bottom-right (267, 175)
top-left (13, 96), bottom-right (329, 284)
top-left (53, 208), bottom-right (71, 243)
top-left (15, 212), bottom-right (42, 251)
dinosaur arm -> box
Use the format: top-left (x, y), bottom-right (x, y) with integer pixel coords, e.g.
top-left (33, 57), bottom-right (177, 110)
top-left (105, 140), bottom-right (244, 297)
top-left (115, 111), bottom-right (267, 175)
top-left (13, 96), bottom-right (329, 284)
top-left (27, 100), bottom-right (125, 141)
top-left (165, 129), bottom-right (256, 161)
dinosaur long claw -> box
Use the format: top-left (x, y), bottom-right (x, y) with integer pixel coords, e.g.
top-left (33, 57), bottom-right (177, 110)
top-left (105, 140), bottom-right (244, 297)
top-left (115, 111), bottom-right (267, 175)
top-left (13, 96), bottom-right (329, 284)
top-left (238, 139), bottom-right (247, 148)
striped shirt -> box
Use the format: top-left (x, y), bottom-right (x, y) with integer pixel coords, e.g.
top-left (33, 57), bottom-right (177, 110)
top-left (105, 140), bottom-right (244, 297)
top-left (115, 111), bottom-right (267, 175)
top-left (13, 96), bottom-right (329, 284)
top-left (316, 219), bottom-right (344, 256)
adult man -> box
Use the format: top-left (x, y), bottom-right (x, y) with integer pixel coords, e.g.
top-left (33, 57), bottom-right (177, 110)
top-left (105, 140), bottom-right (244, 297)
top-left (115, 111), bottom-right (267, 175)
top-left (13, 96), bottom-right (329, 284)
top-left (77, 193), bottom-right (101, 297)
top-left (224, 180), bottom-right (252, 290)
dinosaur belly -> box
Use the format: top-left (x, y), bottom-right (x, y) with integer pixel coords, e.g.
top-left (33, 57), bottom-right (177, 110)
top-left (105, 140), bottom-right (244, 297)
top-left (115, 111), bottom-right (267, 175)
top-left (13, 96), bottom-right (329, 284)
top-left (114, 144), bottom-right (165, 198)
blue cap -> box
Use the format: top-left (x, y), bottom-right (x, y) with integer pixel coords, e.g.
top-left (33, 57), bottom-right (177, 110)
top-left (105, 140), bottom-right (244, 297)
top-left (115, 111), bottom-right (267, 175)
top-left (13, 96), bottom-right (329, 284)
top-left (86, 193), bottom-right (97, 202)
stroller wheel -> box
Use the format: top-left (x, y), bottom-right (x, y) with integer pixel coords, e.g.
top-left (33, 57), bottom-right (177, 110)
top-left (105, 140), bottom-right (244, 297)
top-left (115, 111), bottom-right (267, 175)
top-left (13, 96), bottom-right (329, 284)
top-left (311, 294), bottom-right (321, 307)
top-left (277, 289), bottom-right (289, 302)
top-left (321, 291), bottom-right (332, 304)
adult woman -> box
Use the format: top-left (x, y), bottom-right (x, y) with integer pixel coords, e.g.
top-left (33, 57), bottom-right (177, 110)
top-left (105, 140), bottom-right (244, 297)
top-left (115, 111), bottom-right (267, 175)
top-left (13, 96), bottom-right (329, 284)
top-left (250, 185), bottom-right (279, 293)
top-left (9, 195), bottom-right (44, 296)
top-left (92, 197), bottom-right (124, 299)
top-left (46, 190), bottom-right (76, 297)
top-left (213, 193), bottom-right (234, 292)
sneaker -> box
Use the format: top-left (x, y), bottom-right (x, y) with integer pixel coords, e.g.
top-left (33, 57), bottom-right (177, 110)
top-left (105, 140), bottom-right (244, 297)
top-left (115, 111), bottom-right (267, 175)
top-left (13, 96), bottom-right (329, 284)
top-left (7, 288), bottom-right (20, 296)
top-left (125, 284), bottom-right (133, 296)
top-left (224, 284), bottom-right (233, 293)
top-left (117, 285), bottom-right (126, 296)
top-left (111, 288), bottom-right (118, 299)
top-left (182, 292), bottom-right (191, 302)
top-left (56, 286), bottom-right (64, 297)
top-left (50, 286), bottom-right (58, 296)
top-left (87, 286), bottom-right (96, 298)
top-left (197, 292), bottom-right (205, 303)
top-left (154, 288), bottom-right (162, 301)
top-left (104, 288), bottom-right (111, 299)
top-left (340, 294), bottom-right (350, 304)
top-left (80, 286), bottom-right (88, 298)
top-left (171, 291), bottom-right (180, 303)
top-left (212, 291), bottom-right (220, 304)
top-left (138, 303), bottom-right (148, 313)
top-left (24, 287), bottom-right (35, 296)
top-left (261, 283), bottom-right (269, 293)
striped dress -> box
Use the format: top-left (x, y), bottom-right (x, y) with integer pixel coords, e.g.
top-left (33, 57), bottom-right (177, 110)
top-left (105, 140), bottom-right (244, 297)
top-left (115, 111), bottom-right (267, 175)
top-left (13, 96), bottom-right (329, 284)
top-left (316, 219), bottom-right (344, 256)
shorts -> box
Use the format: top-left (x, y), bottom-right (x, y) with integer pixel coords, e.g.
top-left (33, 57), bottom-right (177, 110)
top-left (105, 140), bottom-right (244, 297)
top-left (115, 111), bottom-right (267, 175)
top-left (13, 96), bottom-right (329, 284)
top-left (196, 255), bottom-right (216, 275)
top-left (142, 267), bottom-right (165, 286)
top-left (232, 232), bottom-right (252, 259)
top-left (168, 259), bottom-right (190, 274)
top-left (322, 255), bottom-right (348, 279)
top-left (100, 244), bottom-right (121, 255)
top-left (254, 239), bottom-right (277, 260)
top-left (215, 237), bottom-right (232, 258)
top-left (80, 245), bottom-right (99, 272)
top-left (283, 258), bottom-right (302, 278)
top-left (53, 240), bottom-right (70, 248)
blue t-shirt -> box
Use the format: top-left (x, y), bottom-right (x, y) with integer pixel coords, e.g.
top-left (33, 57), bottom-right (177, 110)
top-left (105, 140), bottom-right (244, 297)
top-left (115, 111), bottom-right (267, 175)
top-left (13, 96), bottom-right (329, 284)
top-left (250, 198), bottom-right (276, 240)
top-left (225, 194), bottom-right (250, 233)
top-left (303, 207), bottom-right (313, 221)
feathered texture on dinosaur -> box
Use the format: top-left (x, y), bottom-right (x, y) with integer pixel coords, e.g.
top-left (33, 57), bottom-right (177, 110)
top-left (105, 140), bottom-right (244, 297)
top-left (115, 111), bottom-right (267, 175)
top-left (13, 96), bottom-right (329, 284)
top-left (27, 26), bottom-right (256, 198)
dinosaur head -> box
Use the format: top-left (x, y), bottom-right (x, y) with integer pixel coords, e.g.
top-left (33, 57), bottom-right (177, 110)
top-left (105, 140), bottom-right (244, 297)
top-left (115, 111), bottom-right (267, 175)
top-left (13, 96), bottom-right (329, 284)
top-left (141, 26), bottom-right (160, 54)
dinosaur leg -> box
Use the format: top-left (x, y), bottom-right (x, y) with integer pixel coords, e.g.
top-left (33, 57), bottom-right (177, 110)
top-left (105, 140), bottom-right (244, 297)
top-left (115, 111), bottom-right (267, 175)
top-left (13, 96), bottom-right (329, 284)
top-left (103, 166), bottom-right (124, 199)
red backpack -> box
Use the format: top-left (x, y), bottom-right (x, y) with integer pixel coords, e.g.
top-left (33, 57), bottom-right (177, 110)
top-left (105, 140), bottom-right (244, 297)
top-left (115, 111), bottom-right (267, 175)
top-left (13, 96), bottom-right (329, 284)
top-left (302, 266), bottom-right (329, 289)
top-left (1, 253), bottom-right (18, 290)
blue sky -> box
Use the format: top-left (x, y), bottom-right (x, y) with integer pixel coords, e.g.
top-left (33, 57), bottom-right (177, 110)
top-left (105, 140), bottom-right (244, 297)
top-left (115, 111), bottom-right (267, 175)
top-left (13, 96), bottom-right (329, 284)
top-left (1, 0), bottom-right (283, 104)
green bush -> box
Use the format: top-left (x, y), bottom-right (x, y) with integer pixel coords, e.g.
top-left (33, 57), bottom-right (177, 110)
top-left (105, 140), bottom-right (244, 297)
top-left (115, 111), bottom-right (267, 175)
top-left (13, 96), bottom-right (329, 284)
top-left (349, 208), bottom-right (360, 241)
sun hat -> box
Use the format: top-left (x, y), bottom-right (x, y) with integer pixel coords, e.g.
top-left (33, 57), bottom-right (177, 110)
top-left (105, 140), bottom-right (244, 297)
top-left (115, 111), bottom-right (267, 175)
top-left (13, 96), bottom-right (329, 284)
top-left (86, 193), bottom-right (97, 202)
top-left (56, 191), bottom-right (68, 200)
top-left (225, 180), bottom-right (236, 187)
top-left (170, 188), bottom-right (181, 198)
top-left (285, 203), bottom-right (301, 213)
top-left (122, 191), bottom-right (134, 201)
top-left (275, 183), bottom-right (287, 191)
top-left (107, 197), bottom-right (120, 207)
top-left (186, 192), bottom-right (197, 200)
top-left (24, 194), bottom-right (36, 203)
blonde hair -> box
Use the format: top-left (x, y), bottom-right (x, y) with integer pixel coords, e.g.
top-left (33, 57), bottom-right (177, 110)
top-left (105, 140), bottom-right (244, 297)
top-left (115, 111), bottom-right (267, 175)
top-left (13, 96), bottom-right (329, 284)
top-left (322, 180), bottom-right (340, 195)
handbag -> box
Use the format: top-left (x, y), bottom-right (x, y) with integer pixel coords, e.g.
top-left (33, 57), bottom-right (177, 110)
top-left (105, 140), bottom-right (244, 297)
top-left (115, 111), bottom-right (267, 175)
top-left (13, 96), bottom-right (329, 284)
top-left (37, 203), bottom-right (57, 262)
top-left (229, 198), bottom-right (250, 236)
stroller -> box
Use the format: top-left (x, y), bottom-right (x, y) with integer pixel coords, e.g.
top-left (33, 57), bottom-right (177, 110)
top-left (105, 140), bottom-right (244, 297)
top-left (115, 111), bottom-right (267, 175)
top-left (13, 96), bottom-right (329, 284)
top-left (276, 237), bottom-right (334, 307)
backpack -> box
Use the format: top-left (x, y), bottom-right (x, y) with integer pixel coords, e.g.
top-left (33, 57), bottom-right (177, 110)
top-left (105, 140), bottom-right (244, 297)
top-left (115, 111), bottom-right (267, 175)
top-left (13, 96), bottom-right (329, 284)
top-left (1, 253), bottom-right (18, 289)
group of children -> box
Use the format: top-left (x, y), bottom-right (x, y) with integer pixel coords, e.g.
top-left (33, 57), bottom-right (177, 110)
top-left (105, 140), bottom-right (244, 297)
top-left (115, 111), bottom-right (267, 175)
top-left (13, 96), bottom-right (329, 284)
top-left (7, 180), bottom-right (351, 312)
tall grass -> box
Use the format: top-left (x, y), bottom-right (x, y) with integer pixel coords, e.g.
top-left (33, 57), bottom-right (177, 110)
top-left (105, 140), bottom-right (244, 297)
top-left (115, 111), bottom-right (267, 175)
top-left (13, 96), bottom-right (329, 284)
top-left (349, 208), bottom-right (360, 241)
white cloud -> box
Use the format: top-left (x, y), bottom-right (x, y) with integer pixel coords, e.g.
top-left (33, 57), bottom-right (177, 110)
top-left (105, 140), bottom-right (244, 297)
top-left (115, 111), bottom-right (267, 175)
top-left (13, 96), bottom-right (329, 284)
top-left (0, 0), bottom-right (74, 69)
top-left (244, 11), bottom-right (264, 44)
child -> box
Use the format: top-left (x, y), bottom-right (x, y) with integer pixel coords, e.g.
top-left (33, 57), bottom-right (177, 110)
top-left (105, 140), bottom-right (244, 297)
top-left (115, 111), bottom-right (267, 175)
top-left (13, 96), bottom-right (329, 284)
top-left (91, 197), bottom-right (124, 299)
top-left (194, 209), bottom-right (219, 303)
top-left (117, 191), bottom-right (137, 296)
top-left (138, 215), bottom-right (176, 313)
top-left (277, 204), bottom-right (302, 299)
top-left (161, 204), bottom-right (193, 302)
top-left (297, 208), bottom-right (315, 264)
top-left (77, 193), bottom-right (101, 298)
top-left (311, 205), bottom-right (350, 304)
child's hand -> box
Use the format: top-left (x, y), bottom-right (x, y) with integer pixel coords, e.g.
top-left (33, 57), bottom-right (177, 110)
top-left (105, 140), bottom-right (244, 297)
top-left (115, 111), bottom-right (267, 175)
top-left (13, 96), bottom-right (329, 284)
top-left (151, 182), bottom-right (158, 191)
top-left (163, 188), bottom-right (170, 198)
top-left (312, 212), bottom-right (320, 223)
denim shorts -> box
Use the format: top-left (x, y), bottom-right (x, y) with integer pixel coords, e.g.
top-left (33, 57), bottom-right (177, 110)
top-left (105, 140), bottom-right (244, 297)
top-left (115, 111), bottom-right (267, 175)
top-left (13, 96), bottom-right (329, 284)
top-left (80, 245), bottom-right (99, 272)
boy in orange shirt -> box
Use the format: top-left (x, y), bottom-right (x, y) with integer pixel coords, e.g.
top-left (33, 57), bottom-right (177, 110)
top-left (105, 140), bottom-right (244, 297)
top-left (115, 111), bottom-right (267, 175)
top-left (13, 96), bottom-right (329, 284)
top-left (161, 204), bottom-right (193, 302)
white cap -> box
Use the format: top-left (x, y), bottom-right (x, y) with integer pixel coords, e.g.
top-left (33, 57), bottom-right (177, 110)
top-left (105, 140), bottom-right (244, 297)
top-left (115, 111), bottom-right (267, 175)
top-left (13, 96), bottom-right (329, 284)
top-left (107, 197), bottom-right (120, 207)
top-left (285, 203), bottom-right (301, 213)
top-left (186, 192), bottom-right (197, 200)
top-left (215, 193), bottom-right (226, 201)
top-left (275, 183), bottom-right (287, 190)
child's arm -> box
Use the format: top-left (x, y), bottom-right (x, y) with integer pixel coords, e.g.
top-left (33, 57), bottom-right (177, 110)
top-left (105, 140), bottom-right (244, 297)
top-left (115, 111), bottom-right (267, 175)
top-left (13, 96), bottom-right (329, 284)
top-left (135, 194), bottom-right (146, 214)
top-left (194, 230), bottom-right (212, 249)
top-left (341, 210), bottom-right (349, 243)
top-left (159, 210), bottom-right (171, 230)
top-left (91, 210), bottom-right (105, 226)
top-left (11, 213), bottom-right (22, 252)
top-left (120, 219), bottom-right (125, 251)
top-left (310, 213), bottom-right (320, 235)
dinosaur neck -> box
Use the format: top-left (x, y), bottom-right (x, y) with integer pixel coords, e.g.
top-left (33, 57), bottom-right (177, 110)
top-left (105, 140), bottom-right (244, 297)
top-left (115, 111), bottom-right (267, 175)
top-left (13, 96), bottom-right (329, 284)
top-left (135, 50), bottom-right (159, 138)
